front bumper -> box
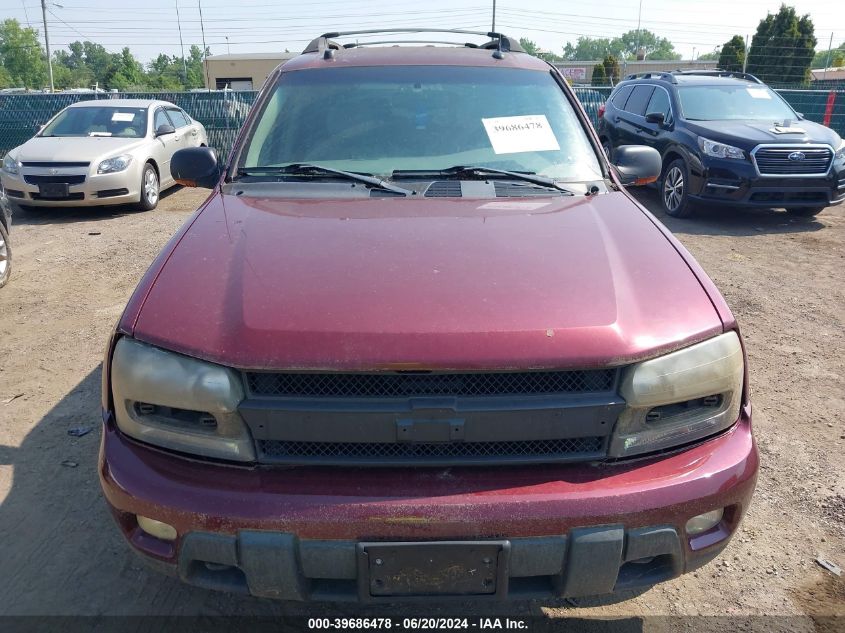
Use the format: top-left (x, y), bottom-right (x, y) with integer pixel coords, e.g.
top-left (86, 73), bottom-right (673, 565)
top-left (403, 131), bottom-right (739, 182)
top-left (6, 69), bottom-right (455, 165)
top-left (0, 167), bottom-right (141, 208)
top-left (687, 155), bottom-right (845, 208)
top-left (100, 408), bottom-right (758, 602)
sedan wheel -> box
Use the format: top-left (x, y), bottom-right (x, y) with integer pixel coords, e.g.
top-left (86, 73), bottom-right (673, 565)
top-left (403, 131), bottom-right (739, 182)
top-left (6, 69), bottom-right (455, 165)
top-left (138, 163), bottom-right (159, 211)
top-left (0, 223), bottom-right (11, 289)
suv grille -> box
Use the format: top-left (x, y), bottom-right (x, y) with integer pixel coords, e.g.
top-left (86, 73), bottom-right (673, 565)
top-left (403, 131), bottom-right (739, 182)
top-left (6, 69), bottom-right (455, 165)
top-left (257, 436), bottom-right (604, 463)
top-left (753, 146), bottom-right (833, 176)
top-left (246, 369), bottom-right (616, 398)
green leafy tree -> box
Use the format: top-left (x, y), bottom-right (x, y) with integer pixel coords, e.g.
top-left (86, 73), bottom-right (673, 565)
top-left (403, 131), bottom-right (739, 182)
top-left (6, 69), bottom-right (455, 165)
top-left (518, 37), bottom-right (560, 62)
top-left (718, 35), bottom-right (746, 72)
top-left (746, 4), bottom-right (817, 84)
top-left (591, 62), bottom-right (607, 86)
top-left (0, 19), bottom-right (47, 88)
top-left (563, 36), bottom-right (617, 61)
top-left (185, 45), bottom-right (207, 89)
top-left (616, 29), bottom-right (681, 60)
top-left (811, 43), bottom-right (845, 68)
top-left (109, 47), bottom-right (145, 90)
top-left (697, 47), bottom-right (721, 61)
top-left (602, 54), bottom-right (621, 83)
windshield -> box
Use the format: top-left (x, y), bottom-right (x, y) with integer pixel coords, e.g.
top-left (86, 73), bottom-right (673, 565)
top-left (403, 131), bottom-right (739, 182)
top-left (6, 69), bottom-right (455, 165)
top-left (678, 85), bottom-right (796, 121)
top-left (238, 66), bottom-right (602, 182)
top-left (41, 106), bottom-right (148, 138)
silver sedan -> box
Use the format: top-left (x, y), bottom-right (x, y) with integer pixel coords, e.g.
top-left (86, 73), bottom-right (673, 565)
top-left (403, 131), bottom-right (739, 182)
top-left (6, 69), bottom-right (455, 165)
top-left (0, 99), bottom-right (208, 211)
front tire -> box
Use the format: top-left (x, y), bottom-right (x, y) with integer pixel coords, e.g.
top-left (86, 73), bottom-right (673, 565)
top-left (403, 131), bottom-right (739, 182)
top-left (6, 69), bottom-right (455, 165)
top-left (661, 158), bottom-right (696, 218)
top-left (0, 222), bottom-right (11, 289)
top-left (786, 206), bottom-right (824, 217)
top-left (138, 163), bottom-right (159, 211)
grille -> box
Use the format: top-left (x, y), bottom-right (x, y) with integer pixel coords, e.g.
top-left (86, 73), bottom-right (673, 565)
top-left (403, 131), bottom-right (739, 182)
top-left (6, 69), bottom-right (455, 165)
top-left (246, 369), bottom-right (616, 398)
top-left (257, 436), bottom-right (604, 462)
top-left (494, 182), bottom-right (558, 197)
top-left (20, 161), bottom-right (90, 168)
top-left (31, 192), bottom-right (84, 201)
top-left (424, 181), bottom-right (462, 197)
top-left (96, 188), bottom-right (130, 198)
top-left (24, 174), bottom-right (86, 185)
top-left (753, 147), bottom-right (833, 176)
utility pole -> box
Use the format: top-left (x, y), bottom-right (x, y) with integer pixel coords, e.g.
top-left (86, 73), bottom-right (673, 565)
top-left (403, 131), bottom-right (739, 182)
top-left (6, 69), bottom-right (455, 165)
top-left (198, 0), bottom-right (210, 89)
top-left (823, 32), bottom-right (833, 80)
top-left (634, 0), bottom-right (643, 60)
top-left (40, 0), bottom-right (54, 92)
top-left (742, 34), bottom-right (748, 73)
top-left (492, 0), bottom-right (496, 32)
top-left (226, 36), bottom-right (230, 55)
top-left (175, 0), bottom-right (188, 82)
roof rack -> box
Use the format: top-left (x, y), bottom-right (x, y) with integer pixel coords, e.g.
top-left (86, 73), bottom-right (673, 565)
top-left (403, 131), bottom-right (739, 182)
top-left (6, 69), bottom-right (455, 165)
top-left (302, 29), bottom-right (523, 59)
top-left (623, 69), bottom-right (763, 84)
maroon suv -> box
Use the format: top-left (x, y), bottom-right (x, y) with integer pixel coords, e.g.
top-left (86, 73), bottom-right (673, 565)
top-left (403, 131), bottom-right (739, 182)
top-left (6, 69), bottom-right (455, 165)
top-left (99, 31), bottom-right (758, 603)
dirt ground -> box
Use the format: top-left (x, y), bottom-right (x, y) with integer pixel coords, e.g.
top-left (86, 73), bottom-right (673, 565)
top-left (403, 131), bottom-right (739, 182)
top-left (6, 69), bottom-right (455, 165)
top-left (0, 186), bottom-right (842, 630)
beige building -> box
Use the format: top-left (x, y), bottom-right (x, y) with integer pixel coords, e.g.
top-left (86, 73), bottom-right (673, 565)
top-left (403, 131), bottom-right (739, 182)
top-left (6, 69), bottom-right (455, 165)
top-left (554, 59), bottom-right (718, 84)
top-left (203, 52), bottom-right (297, 90)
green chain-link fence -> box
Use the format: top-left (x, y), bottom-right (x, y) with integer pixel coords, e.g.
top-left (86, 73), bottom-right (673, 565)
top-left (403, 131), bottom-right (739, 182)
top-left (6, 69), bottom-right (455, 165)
top-left (0, 87), bottom-right (842, 160)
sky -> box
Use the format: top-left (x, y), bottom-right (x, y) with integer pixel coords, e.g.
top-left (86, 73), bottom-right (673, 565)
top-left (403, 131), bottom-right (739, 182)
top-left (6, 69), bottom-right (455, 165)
top-left (5, 0), bottom-right (844, 64)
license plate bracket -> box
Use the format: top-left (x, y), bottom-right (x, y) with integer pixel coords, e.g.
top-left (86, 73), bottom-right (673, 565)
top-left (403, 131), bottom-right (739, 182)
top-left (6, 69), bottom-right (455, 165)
top-left (38, 182), bottom-right (70, 198)
top-left (357, 541), bottom-right (509, 601)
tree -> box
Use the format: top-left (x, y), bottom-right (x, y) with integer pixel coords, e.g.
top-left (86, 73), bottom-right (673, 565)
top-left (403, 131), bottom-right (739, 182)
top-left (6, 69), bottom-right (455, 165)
top-left (811, 42), bottom-right (845, 69)
top-left (718, 35), bottom-right (746, 72)
top-left (591, 63), bottom-right (607, 86)
top-left (563, 36), bottom-right (617, 61)
top-left (602, 54), bottom-right (621, 84)
top-left (697, 47), bottom-right (721, 61)
top-left (562, 30), bottom-right (680, 61)
top-left (746, 4), bottom-right (817, 85)
top-left (0, 19), bottom-right (47, 88)
top-left (616, 29), bottom-right (681, 60)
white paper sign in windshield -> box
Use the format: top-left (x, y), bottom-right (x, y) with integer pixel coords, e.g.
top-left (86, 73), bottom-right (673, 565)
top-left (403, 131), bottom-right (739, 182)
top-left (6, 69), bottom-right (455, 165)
top-left (747, 88), bottom-right (772, 100)
top-left (111, 112), bottom-right (136, 122)
top-left (482, 115), bottom-right (560, 154)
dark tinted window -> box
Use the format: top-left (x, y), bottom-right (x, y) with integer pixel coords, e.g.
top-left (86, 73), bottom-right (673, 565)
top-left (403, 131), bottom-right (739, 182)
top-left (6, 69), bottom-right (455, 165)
top-left (646, 87), bottom-right (671, 117)
top-left (167, 108), bottom-right (189, 127)
top-left (624, 85), bottom-right (655, 115)
top-left (610, 85), bottom-right (634, 108)
top-left (677, 85), bottom-right (795, 121)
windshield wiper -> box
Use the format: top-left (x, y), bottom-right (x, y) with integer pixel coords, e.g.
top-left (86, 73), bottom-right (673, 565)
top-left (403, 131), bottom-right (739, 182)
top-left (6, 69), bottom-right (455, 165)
top-left (392, 166), bottom-right (574, 195)
top-left (236, 163), bottom-right (412, 196)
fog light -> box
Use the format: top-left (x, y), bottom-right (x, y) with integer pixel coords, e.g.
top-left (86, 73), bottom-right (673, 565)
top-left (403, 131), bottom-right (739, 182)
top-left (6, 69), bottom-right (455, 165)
top-left (685, 508), bottom-right (724, 535)
top-left (137, 515), bottom-right (177, 541)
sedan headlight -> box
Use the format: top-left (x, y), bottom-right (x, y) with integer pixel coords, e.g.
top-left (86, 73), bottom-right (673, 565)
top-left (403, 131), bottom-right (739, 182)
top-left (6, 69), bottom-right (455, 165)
top-left (609, 332), bottom-right (744, 458)
top-left (109, 337), bottom-right (255, 461)
top-left (2, 154), bottom-right (19, 175)
top-left (98, 154), bottom-right (133, 174)
top-left (698, 137), bottom-right (745, 160)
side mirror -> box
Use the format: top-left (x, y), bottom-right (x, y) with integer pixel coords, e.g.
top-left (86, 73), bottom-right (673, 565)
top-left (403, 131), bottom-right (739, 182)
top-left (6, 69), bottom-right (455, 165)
top-left (645, 111), bottom-right (665, 126)
top-left (155, 123), bottom-right (176, 137)
top-left (613, 145), bottom-right (661, 186)
top-left (171, 147), bottom-right (220, 189)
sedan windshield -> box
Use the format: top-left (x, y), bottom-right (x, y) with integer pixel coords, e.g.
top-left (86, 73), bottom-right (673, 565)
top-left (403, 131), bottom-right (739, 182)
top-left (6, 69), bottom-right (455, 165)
top-left (678, 85), bottom-right (796, 121)
top-left (41, 106), bottom-right (148, 138)
top-left (238, 66), bottom-right (602, 182)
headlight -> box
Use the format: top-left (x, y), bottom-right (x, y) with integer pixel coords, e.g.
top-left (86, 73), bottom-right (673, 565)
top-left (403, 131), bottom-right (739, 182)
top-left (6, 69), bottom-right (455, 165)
top-left (609, 332), bottom-right (744, 458)
top-left (98, 154), bottom-right (133, 174)
top-left (698, 137), bottom-right (745, 160)
top-left (109, 337), bottom-right (255, 461)
top-left (2, 154), bottom-right (19, 175)
top-left (835, 139), bottom-right (845, 160)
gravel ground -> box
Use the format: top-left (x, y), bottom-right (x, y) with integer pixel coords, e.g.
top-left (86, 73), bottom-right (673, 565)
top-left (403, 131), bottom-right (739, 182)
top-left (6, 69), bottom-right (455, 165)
top-left (0, 186), bottom-right (842, 630)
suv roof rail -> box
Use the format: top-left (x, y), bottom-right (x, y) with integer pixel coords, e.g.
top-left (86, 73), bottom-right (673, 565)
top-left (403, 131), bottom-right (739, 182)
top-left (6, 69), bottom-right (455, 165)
top-left (302, 29), bottom-right (523, 58)
top-left (623, 69), bottom-right (764, 85)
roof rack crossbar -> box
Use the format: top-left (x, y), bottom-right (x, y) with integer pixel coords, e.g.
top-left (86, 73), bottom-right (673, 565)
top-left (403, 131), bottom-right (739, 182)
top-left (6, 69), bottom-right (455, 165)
top-left (624, 69), bottom-right (763, 85)
top-left (343, 40), bottom-right (480, 48)
top-left (302, 29), bottom-right (523, 55)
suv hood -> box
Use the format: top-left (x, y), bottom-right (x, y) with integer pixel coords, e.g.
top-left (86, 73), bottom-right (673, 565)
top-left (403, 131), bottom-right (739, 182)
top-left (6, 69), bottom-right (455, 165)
top-left (130, 191), bottom-right (724, 370)
top-left (687, 118), bottom-right (841, 150)
top-left (11, 135), bottom-right (147, 163)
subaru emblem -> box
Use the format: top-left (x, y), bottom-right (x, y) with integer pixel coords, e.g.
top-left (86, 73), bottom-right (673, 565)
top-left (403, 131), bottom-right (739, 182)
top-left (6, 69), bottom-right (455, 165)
top-left (49, 168), bottom-right (59, 175)
top-left (787, 151), bottom-right (805, 161)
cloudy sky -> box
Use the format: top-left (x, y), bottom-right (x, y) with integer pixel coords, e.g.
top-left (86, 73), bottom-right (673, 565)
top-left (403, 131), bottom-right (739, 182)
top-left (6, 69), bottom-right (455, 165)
top-left (6, 0), bottom-right (844, 63)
